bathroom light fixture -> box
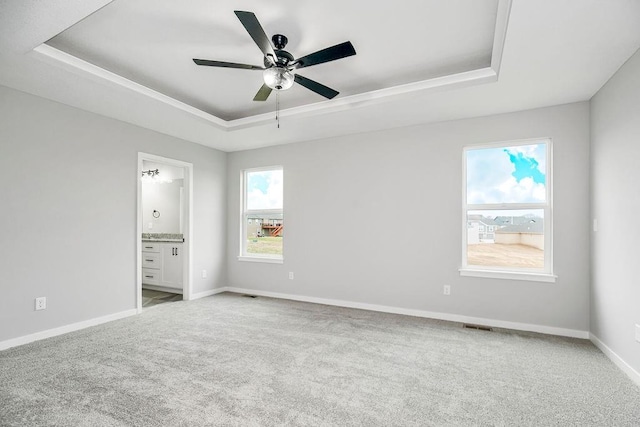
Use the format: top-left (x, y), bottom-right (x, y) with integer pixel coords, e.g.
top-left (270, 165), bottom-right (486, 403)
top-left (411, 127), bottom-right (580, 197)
top-left (141, 169), bottom-right (173, 184)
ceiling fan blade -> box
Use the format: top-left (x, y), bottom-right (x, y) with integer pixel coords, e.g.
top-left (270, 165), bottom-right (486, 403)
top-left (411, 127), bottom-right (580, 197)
top-left (193, 59), bottom-right (264, 70)
top-left (294, 74), bottom-right (339, 99)
top-left (294, 41), bottom-right (356, 69)
top-left (234, 11), bottom-right (277, 65)
top-left (253, 84), bottom-right (273, 101)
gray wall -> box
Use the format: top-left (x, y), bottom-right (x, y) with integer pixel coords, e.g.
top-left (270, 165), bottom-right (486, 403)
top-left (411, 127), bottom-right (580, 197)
top-left (0, 82), bottom-right (595, 343)
top-left (590, 48), bottom-right (640, 374)
top-left (227, 102), bottom-right (591, 332)
top-left (0, 85), bottom-right (227, 342)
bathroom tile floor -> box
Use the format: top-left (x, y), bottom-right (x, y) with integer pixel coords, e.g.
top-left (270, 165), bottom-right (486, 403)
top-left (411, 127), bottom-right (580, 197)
top-left (142, 289), bottom-right (183, 308)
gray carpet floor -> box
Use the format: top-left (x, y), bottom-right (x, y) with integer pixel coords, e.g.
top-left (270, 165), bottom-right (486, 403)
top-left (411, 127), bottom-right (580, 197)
top-left (1, 292), bottom-right (639, 426)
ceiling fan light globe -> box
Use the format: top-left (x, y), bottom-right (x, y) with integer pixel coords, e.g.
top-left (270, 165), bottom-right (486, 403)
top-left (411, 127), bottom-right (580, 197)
top-left (263, 67), bottom-right (294, 91)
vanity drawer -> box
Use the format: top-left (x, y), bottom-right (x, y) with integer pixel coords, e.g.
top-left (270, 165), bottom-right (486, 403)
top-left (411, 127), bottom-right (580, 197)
top-left (142, 253), bottom-right (160, 269)
top-left (141, 242), bottom-right (160, 253)
top-left (142, 268), bottom-right (160, 285)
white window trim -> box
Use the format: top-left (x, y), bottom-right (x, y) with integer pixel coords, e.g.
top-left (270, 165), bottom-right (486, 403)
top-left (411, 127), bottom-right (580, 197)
top-left (460, 138), bottom-right (555, 282)
top-left (459, 268), bottom-right (556, 283)
top-left (237, 256), bottom-right (284, 264)
top-left (239, 166), bottom-right (284, 262)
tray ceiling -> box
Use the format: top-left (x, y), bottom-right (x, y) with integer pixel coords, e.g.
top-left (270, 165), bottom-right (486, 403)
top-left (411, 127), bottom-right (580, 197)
top-left (45, 0), bottom-right (500, 121)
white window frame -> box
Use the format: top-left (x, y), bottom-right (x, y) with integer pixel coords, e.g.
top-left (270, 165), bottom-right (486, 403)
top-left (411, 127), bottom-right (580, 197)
top-left (460, 138), bottom-right (556, 282)
top-left (238, 166), bottom-right (284, 264)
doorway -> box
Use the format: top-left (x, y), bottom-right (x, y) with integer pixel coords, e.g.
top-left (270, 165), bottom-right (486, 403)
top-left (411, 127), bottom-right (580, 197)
top-left (136, 153), bottom-right (193, 312)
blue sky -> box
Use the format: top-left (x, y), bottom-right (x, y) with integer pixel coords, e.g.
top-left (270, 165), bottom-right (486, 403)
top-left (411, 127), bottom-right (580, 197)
top-left (505, 149), bottom-right (546, 184)
top-left (467, 142), bottom-right (547, 204)
top-left (247, 169), bottom-right (283, 210)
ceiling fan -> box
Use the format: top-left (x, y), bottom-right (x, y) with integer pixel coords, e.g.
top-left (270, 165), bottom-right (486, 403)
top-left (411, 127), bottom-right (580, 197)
top-left (193, 11), bottom-right (356, 102)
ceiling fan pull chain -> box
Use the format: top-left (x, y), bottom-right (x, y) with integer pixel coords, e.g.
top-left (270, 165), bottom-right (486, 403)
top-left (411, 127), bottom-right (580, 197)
top-left (276, 91), bottom-right (280, 129)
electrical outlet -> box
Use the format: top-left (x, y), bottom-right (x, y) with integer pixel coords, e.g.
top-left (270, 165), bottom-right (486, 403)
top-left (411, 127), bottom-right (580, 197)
top-left (443, 285), bottom-right (451, 296)
top-left (288, 272), bottom-right (294, 280)
top-left (202, 269), bottom-right (207, 279)
top-left (593, 219), bottom-right (598, 232)
top-left (635, 324), bottom-right (640, 343)
top-left (35, 297), bottom-right (46, 311)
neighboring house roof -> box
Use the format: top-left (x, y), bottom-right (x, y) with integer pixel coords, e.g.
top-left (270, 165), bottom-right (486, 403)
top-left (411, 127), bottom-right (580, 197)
top-left (469, 215), bottom-right (544, 232)
top-left (247, 214), bottom-right (283, 221)
top-left (495, 221), bottom-right (544, 234)
top-left (492, 216), bottom-right (540, 226)
top-left (468, 215), bottom-right (501, 226)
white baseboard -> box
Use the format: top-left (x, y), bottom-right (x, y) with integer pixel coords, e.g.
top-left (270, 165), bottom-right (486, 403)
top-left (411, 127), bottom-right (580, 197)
top-left (0, 309), bottom-right (138, 352)
top-left (222, 287), bottom-right (589, 339)
top-left (189, 287), bottom-right (227, 300)
top-left (590, 333), bottom-right (640, 388)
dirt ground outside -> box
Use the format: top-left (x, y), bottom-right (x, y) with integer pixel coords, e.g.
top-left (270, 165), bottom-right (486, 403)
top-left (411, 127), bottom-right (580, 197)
top-left (467, 243), bottom-right (543, 269)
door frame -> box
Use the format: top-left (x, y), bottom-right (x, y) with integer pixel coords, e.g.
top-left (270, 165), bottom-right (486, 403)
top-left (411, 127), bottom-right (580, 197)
top-left (136, 152), bottom-right (194, 312)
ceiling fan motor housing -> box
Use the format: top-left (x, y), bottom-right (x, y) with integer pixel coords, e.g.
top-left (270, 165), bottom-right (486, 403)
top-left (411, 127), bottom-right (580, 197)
top-left (263, 36), bottom-right (294, 68)
top-left (264, 50), bottom-right (293, 68)
top-left (275, 50), bottom-right (294, 66)
top-left (272, 34), bottom-right (288, 49)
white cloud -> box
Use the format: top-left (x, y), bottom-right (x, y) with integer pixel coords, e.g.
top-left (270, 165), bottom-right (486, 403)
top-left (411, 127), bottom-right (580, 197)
top-left (247, 170), bottom-right (283, 210)
top-left (497, 176), bottom-right (546, 203)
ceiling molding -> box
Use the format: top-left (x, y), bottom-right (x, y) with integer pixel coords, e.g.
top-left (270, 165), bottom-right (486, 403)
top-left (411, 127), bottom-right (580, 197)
top-left (491, 0), bottom-right (512, 76)
top-left (225, 67), bottom-right (498, 130)
top-left (31, 44), bottom-right (228, 129)
top-left (30, 0), bottom-right (511, 132)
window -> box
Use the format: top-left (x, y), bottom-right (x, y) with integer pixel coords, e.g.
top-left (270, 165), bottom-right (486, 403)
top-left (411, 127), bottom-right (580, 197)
top-left (461, 139), bottom-right (554, 282)
top-left (240, 167), bottom-right (283, 263)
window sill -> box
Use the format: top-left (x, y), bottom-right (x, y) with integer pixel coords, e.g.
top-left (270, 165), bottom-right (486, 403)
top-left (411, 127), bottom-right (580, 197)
top-left (459, 268), bottom-right (557, 283)
top-left (238, 255), bottom-right (283, 264)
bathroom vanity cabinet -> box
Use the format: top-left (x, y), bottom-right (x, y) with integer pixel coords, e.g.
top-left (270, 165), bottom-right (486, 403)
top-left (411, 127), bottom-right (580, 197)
top-left (142, 241), bottom-right (183, 292)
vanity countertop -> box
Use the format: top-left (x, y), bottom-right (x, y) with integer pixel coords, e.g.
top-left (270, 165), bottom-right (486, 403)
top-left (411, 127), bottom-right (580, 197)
top-left (142, 233), bottom-right (183, 243)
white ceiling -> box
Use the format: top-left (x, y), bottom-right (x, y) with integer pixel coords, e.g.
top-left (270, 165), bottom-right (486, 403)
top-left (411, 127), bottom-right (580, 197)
top-left (1, 0), bottom-right (639, 152)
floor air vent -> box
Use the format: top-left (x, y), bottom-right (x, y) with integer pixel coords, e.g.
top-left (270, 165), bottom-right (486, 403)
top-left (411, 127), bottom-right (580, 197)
top-left (463, 324), bottom-right (493, 332)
